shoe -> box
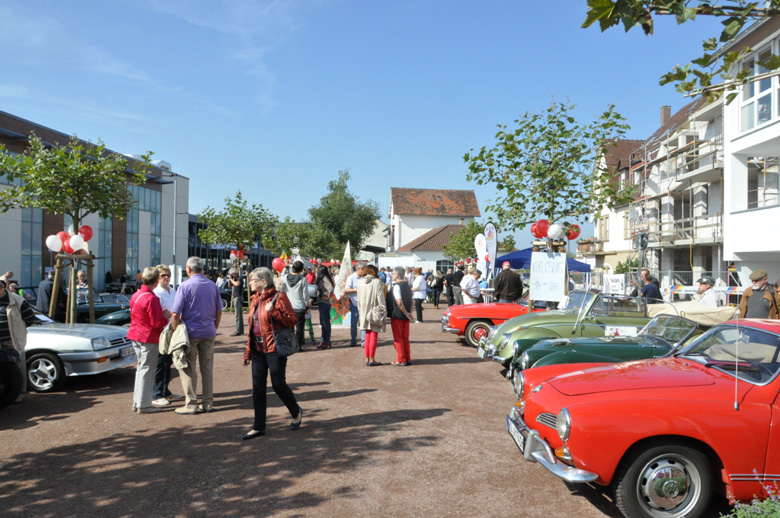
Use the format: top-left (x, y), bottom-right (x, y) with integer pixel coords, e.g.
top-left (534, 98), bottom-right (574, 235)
top-left (290, 408), bottom-right (302, 430)
top-left (175, 406), bottom-right (200, 415)
top-left (230, 332), bottom-right (243, 337)
top-left (199, 403), bottom-right (213, 413)
top-left (320, 342), bottom-right (331, 350)
top-left (166, 393), bottom-right (184, 401)
top-left (241, 429), bottom-right (265, 440)
top-left (366, 361), bottom-right (382, 367)
top-left (152, 398), bottom-right (170, 407)
top-left (316, 342), bottom-right (324, 349)
top-left (350, 342), bottom-right (358, 347)
top-left (137, 407), bottom-right (165, 414)
top-left (391, 361), bottom-right (408, 366)
top-left (406, 360), bottom-right (413, 365)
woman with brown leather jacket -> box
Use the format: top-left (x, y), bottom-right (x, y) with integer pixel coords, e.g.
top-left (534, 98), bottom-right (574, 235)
top-left (241, 267), bottom-right (302, 440)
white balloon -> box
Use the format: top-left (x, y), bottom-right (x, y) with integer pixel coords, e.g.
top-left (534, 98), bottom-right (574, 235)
top-left (69, 234), bottom-right (85, 250)
top-left (67, 224), bottom-right (75, 236)
top-left (45, 234), bottom-right (62, 252)
top-left (548, 224), bottom-right (563, 239)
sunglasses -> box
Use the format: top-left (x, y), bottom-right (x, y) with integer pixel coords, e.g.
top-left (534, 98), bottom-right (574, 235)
top-left (159, 274), bottom-right (170, 278)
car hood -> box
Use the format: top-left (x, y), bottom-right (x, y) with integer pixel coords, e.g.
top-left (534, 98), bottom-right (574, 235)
top-left (30, 322), bottom-right (129, 339)
top-left (495, 309), bottom-right (571, 333)
top-left (548, 358), bottom-right (715, 396)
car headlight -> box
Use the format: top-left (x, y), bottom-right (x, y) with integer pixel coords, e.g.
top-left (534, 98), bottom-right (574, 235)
top-left (520, 351), bottom-right (530, 370)
top-left (556, 408), bottom-right (571, 442)
top-left (512, 370), bottom-right (524, 399)
top-left (91, 336), bottom-right (110, 350)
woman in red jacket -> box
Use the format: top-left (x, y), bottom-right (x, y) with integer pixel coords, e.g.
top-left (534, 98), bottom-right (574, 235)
top-left (127, 267), bottom-right (169, 414)
top-left (242, 267), bottom-right (302, 440)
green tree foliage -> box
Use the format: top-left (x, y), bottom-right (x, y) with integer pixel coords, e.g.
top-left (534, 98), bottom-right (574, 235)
top-left (464, 100), bottom-right (632, 232)
top-left (0, 134), bottom-right (152, 230)
top-left (306, 170), bottom-right (380, 258)
top-left (443, 220), bottom-right (517, 261)
top-left (582, 1), bottom-right (780, 99)
top-left (615, 257), bottom-right (639, 273)
top-left (198, 191), bottom-right (278, 262)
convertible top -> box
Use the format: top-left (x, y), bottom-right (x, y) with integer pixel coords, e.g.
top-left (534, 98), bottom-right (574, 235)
top-left (648, 301), bottom-right (737, 327)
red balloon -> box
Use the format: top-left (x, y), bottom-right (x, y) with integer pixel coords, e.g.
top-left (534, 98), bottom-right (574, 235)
top-left (272, 257), bottom-right (285, 272)
top-left (536, 219), bottom-right (550, 238)
top-left (56, 231), bottom-right (70, 246)
top-left (485, 253), bottom-right (490, 261)
top-left (466, 258), bottom-right (471, 264)
top-left (530, 223), bottom-right (538, 238)
top-left (78, 225), bottom-right (93, 242)
top-left (567, 224), bottom-right (581, 240)
top-left (61, 237), bottom-right (75, 254)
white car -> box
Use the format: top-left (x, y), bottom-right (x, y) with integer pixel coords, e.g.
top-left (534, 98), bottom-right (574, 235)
top-left (26, 313), bottom-right (137, 392)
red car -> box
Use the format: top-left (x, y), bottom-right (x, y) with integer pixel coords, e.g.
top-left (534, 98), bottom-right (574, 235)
top-left (507, 318), bottom-right (780, 518)
top-left (441, 295), bottom-right (545, 347)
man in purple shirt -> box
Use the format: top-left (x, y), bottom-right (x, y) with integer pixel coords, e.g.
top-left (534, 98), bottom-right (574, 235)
top-left (171, 256), bottom-right (222, 414)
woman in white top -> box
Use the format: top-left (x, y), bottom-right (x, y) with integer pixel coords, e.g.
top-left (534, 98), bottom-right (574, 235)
top-left (411, 267), bottom-right (427, 323)
top-left (151, 264), bottom-right (182, 406)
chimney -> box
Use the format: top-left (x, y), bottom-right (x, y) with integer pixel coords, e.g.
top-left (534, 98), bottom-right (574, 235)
top-left (660, 105), bottom-right (671, 126)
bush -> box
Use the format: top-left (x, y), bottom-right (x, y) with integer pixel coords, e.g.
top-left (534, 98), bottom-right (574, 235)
top-left (722, 480), bottom-right (780, 517)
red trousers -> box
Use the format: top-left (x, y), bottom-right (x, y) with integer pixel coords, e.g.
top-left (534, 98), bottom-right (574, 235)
top-left (390, 318), bottom-right (411, 363)
top-left (364, 330), bottom-right (378, 358)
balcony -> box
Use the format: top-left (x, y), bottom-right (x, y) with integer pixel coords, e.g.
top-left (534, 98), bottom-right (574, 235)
top-left (634, 213), bottom-right (723, 248)
top-left (577, 239), bottom-right (604, 254)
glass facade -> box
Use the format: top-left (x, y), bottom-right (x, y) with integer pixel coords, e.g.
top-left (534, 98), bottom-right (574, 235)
top-left (20, 208), bottom-right (42, 286)
top-left (126, 185), bottom-right (161, 276)
top-left (98, 217), bottom-right (112, 289)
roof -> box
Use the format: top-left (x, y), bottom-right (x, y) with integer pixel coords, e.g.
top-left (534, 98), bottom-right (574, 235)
top-left (603, 139), bottom-right (643, 172)
top-left (398, 225), bottom-right (464, 251)
top-left (642, 98), bottom-right (707, 150)
top-left (390, 188), bottom-right (480, 217)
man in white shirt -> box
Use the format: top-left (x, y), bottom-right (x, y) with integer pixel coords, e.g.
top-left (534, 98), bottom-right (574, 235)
top-left (460, 269), bottom-right (482, 305)
top-left (344, 264), bottom-right (364, 347)
top-left (696, 277), bottom-right (720, 307)
top-left (152, 264), bottom-right (182, 407)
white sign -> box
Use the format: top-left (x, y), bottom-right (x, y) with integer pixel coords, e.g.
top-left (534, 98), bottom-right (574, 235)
top-left (604, 274), bottom-right (625, 295)
top-left (529, 252), bottom-right (567, 302)
top-left (474, 233), bottom-right (487, 279)
top-left (604, 326), bottom-right (638, 337)
top-left (485, 222), bottom-right (498, 279)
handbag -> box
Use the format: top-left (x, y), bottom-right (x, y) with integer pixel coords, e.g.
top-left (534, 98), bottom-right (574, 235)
top-left (270, 293), bottom-right (299, 357)
top-left (369, 304), bottom-right (386, 326)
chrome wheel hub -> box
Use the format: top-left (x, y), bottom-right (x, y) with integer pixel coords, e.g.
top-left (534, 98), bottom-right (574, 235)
top-left (638, 455), bottom-right (698, 516)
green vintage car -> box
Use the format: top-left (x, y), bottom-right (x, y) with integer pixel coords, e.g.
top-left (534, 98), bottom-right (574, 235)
top-left (476, 290), bottom-right (659, 367)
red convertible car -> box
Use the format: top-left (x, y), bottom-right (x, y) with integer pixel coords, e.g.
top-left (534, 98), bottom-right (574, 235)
top-left (441, 295), bottom-right (545, 347)
top-left (507, 318), bottom-right (780, 518)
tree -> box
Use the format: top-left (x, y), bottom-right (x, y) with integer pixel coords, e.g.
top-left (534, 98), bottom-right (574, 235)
top-left (442, 220), bottom-right (517, 261)
top-left (198, 191), bottom-right (278, 264)
top-left (582, 1), bottom-right (780, 99)
top-left (0, 133), bottom-right (153, 322)
top-left (307, 170), bottom-right (380, 258)
top-left (464, 100), bottom-right (632, 232)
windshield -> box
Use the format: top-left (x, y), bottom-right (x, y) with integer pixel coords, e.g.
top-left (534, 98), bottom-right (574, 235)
top-left (559, 290), bottom-right (593, 313)
top-left (639, 315), bottom-right (698, 345)
top-left (679, 324), bottom-right (780, 384)
top-left (98, 293), bottom-right (130, 304)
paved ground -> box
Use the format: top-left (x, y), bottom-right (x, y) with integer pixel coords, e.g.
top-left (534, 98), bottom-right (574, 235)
top-left (0, 304), bottom-right (729, 517)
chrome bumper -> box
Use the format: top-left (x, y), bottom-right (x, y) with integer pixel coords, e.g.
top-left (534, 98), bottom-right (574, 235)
top-left (58, 345), bottom-right (137, 377)
top-left (440, 316), bottom-right (461, 334)
top-left (506, 407), bottom-right (598, 484)
top-left (477, 344), bottom-right (508, 363)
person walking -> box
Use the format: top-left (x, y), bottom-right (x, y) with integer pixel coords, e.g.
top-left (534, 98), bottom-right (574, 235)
top-left (314, 265), bottom-right (335, 349)
top-left (171, 257), bottom-right (223, 414)
top-left (411, 267), bottom-right (426, 322)
top-left (494, 261), bottom-right (524, 303)
top-left (151, 265), bottom-right (183, 407)
top-left (241, 267), bottom-right (302, 440)
top-left (387, 266), bottom-right (414, 366)
top-left (357, 265), bottom-right (386, 366)
top-left (279, 260), bottom-right (309, 350)
top-left (738, 269), bottom-right (779, 318)
top-left (0, 279), bottom-right (37, 402)
top-left (127, 267), bottom-right (169, 414)
top-left (344, 264), bottom-right (365, 347)
top-left (228, 268), bottom-right (244, 336)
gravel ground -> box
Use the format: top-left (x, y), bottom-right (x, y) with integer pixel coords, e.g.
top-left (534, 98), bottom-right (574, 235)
top-left (0, 304), bottom-right (729, 517)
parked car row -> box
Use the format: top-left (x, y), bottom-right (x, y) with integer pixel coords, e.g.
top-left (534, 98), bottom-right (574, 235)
top-left (441, 288), bottom-right (772, 517)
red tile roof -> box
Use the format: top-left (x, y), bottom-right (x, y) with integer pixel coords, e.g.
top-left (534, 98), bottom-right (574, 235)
top-left (390, 188), bottom-right (480, 217)
top-left (604, 139), bottom-right (643, 171)
top-left (398, 225), bottom-right (464, 251)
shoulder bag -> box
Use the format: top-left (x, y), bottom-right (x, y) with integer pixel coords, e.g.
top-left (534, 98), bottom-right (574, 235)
top-left (270, 293), bottom-right (299, 357)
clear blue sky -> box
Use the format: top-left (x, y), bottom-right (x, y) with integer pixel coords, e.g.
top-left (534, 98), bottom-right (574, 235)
top-left (0, 0), bottom-right (723, 246)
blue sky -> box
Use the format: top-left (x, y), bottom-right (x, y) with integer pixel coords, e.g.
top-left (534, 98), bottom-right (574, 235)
top-left (0, 0), bottom-right (723, 246)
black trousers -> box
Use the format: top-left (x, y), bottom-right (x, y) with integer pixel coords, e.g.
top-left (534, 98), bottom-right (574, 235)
top-left (414, 298), bottom-right (424, 322)
top-left (294, 309), bottom-right (306, 345)
top-left (251, 349), bottom-right (300, 431)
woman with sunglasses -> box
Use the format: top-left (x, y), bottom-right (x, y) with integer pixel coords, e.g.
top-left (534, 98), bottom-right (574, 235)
top-left (151, 265), bottom-right (183, 407)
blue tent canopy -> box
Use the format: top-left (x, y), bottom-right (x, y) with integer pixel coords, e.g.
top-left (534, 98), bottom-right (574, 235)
top-left (495, 247), bottom-right (591, 273)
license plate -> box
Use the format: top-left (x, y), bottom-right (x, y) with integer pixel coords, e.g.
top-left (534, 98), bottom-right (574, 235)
top-left (120, 346), bottom-right (135, 358)
top-left (477, 346), bottom-right (486, 359)
top-left (507, 416), bottom-right (525, 453)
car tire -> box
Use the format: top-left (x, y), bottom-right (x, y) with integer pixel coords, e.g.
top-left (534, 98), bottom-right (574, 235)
top-left (0, 360), bottom-right (23, 409)
top-left (27, 352), bottom-right (65, 393)
top-left (221, 297), bottom-right (229, 311)
top-left (465, 320), bottom-right (492, 348)
top-left (614, 443), bottom-right (712, 518)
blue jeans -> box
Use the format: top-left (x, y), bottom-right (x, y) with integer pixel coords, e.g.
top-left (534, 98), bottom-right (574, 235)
top-left (318, 302), bottom-right (331, 344)
top-left (348, 300), bottom-right (365, 345)
top-left (234, 296), bottom-right (244, 334)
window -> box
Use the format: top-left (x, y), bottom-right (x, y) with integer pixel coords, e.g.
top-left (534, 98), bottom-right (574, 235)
top-left (740, 46), bottom-right (777, 132)
top-left (747, 158), bottom-right (780, 209)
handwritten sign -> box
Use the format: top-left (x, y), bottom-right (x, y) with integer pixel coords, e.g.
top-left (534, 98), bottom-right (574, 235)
top-left (529, 252), bottom-right (566, 302)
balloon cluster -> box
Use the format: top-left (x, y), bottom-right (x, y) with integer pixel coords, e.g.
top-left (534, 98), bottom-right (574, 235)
top-left (530, 220), bottom-right (581, 241)
top-left (229, 249), bottom-right (245, 261)
top-left (45, 226), bottom-right (93, 255)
